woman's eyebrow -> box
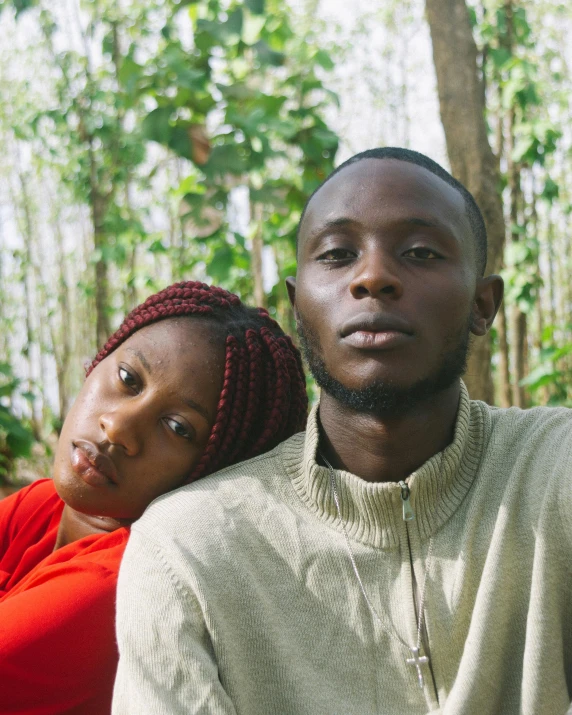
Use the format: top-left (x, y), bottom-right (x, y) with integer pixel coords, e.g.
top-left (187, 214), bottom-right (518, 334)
top-left (126, 347), bottom-right (152, 372)
top-left (126, 346), bottom-right (211, 422)
top-left (183, 398), bottom-right (211, 423)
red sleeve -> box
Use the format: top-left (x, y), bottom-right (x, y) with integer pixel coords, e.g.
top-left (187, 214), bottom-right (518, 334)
top-left (0, 480), bottom-right (58, 560)
top-left (0, 534), bottom-right (127, 715)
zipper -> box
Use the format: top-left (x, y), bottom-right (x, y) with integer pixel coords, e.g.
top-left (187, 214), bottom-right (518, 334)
top-left (398, 480), bottom-right (415, 521)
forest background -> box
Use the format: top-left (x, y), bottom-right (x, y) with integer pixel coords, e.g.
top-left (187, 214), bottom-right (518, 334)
top-left (0, 0), bottom-right (571, 488)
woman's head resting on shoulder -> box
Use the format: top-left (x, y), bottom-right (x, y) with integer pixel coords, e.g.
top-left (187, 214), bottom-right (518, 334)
top-left (52, 281), bottom-right (308, 525)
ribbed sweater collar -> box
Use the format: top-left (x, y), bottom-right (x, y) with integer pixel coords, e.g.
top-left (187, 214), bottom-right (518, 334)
top-left (282, 382), bottom-right (488, 550)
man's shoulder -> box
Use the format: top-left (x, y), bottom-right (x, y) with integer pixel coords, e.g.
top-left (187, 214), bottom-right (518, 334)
top-left (483, 401), bottom-right (572, 447)
top-left (135, 431), bottom-right (305, 544)
top-left (478, 401), bottom-right (572, 493)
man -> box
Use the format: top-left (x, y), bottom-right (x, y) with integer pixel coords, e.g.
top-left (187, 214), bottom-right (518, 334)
top-left (113, 148), bottom-right (572, 715)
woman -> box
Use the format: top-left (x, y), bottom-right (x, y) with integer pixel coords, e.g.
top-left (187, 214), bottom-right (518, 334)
top-left (0, 280), bottom-right (307, 715)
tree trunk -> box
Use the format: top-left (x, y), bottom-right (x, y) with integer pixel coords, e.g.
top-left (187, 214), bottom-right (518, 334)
top-left (505, 108), bottom-right (526, 408)
top-left (88, 140), bottom-right (112, 349)
top-left (425, 0), bottom-right (506, 403)
top-left (15, 169), bottom-right (42, 438)
top-left (496, 301), bottom-right (512, 407)
top-left (251, 202), bottom-right (265, 308)
top-left (0, 215), bottom-right (11, 364)
top-left (51, 212), bottom-right (72, 422)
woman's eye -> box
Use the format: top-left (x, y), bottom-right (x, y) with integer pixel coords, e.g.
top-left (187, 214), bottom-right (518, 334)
top-left (404, 247), bottom-right (441, 260)
top-left (317, 248), bottom-right (354, 261)
top-left (165, 417), bottom-right (192, 441)
top-left (119, 367), bottom-right (138, 390)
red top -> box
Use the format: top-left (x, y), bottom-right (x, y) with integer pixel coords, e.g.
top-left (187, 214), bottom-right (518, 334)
top-left (0, 479), bottom-right (129, 715)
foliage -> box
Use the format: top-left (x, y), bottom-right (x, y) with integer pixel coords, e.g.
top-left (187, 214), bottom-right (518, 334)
top-left (0, 363), bottom-right (35, 481)
top-left (131, 0), bottom-right (338, 301)
top-left (476, 0), bottom-right (571, 405)
top-left (0, 0), bottom-right (338, 453)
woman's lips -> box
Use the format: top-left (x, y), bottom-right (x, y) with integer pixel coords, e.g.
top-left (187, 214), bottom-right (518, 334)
top-left (71, 441), bottom-right (118, 487)
top-left (342, 330), bottom-right (412, 349)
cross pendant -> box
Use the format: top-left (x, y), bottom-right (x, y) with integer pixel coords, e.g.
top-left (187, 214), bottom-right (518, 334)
top-left (406, 646), bottom-right (429, 689)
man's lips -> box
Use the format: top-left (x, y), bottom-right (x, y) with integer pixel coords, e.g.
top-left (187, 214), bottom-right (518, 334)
top-left (340, 312), bottom-right (414, 337)
top-left (340, 313), bottom-right (414, 350)
top-left (71, 440), bottom-right (118, 487)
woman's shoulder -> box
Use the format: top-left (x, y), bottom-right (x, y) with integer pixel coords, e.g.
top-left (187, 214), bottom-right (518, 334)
top-left (0, 479), bottom-right (62, 542)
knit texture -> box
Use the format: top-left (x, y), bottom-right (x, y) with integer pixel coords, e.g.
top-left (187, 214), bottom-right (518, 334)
top-left (113, 384), bottom-right (572, 714)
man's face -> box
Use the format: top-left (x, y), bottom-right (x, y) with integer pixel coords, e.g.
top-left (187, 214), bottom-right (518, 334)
top-left (290, 158), bottom-right (482, 413)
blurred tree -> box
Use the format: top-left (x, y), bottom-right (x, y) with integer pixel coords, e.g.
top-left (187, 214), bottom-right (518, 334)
top-left (0, 0), bottom-right (339, 471)
top-left (425, 0), bottom-right (506, 404)
top-left (134, 0), bottom-right (338, 323)
top-left (0, 362), bottom-right (35, 486)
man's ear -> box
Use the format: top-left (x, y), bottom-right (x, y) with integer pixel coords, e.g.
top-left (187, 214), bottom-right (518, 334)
top-left (285, 277), bottom-right (297, 312)
top-left (471, 274), bottom-right (504, 336)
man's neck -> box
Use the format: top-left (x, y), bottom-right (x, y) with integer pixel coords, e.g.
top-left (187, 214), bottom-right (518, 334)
top-left (318, 382), bottom-right (462, 484)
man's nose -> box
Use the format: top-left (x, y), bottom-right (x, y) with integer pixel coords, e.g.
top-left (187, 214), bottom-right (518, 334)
top-left (99, 407), bottom-right (141, 457)
top-left (349, 251), bottom-right (404, 299)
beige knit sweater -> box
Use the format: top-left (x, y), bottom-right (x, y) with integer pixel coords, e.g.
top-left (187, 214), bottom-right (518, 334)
top-left (113, 384), bottom-right (572, 714)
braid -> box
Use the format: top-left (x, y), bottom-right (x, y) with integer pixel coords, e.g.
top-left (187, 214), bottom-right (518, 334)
top-left (190, 336), bottom-right (240, 480)
top-left (87, 280), bottom-right (308, 481)
top-left (87, 282), bottom-right (240, 376)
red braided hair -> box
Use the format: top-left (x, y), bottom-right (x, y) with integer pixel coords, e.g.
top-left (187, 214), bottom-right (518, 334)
top-left (87, 281), bottom-right (308, 481)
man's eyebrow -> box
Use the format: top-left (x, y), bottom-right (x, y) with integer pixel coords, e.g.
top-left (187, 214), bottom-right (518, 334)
top-left (308, 217), bottom-right (359, 239)
top-left (183, 398), bottom-right (211, 424)
top-left (126, 347), bottom-right (152, 373)
top-left (404, 217), bottom-right (439, 228)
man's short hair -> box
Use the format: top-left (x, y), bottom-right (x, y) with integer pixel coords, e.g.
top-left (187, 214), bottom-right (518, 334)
top-left (297, 147), bottom-right (488, 275)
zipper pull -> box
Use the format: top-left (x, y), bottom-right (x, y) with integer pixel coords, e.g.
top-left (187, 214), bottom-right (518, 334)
top-left (398, 480), bottom-right (415, 521)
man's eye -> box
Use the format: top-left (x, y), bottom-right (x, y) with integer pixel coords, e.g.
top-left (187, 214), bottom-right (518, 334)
top-left (317, 248), bottom-right (354, 261)
top-left (404, 247), bottom-right (441, 259)
top-left (165, 417), bottom-right (192, 441)
top-left (119, 367), bottom-right (138, 390)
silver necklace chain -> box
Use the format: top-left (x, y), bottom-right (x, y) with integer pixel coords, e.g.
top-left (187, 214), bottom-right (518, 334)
top-left (321, 452), bottom-right (433, 689)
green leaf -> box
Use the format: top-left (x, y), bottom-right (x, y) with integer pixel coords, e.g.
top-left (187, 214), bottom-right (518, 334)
top-left (0, 380), bottom-right (20, 398)
top-left (253, 41), bottom-right (285, 67)
top-left (0, 0), bottom-right (38, 17)
top-left (541, 177), bottom-right (559, 204)
top-left (242, 13), bottom-right (266, 44)
top-left (207, 243), bottom-right (235, 282)
top-left (203, 144), bottom-right (249, 177)
top-left (6, 430), bottom-right (33, 458)
top-left (520, 363), bottom-right (559, 388)
top-left (245, 0), bottom-right (265, 15)
top-left (0, 363), bottom-right (12, 377)
top-left (314, 49), bottom-right (335, 71)
top-left (141, 107), bottom-right (173, 145)
top-left (148, 239), bottom-right (168, 254)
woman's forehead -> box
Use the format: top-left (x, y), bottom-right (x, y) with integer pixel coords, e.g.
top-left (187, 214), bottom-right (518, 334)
top-left (118, 318), bottom-right (226, 372)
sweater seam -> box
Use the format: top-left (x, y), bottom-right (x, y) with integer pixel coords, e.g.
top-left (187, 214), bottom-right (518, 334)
top-left (131, 525), bottom-right (205, 623)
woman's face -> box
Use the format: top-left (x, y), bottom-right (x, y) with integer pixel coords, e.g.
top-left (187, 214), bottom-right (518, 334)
top-left (53, 318), bottom-right (225, 521)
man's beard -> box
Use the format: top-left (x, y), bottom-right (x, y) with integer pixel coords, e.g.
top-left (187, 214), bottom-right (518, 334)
top-left (296, 316), bottom-right (471, 419)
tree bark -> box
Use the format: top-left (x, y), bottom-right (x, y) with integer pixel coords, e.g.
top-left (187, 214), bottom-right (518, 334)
top-left (496, 301), bottom-right (512, 407)
top-left (14, 167), bottom-right (42, 438)
top-left (251, 202), bottom-right (265, 308)
top-left (505, 105), bottom-right (527, 407)
top-left (88, 140), bottom-right (112, 349)
top-left (425, 0), bottom-right (506, 403)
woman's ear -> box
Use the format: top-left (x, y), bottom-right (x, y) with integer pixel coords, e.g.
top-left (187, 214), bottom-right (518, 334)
top-left (471, 274), bottom-right (504, 336)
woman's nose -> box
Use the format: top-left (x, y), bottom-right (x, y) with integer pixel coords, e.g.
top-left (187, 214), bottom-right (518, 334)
top-left (99, 409), bottom-right (141, 457)
top-left (349, 252), bottom-right (404, 299)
